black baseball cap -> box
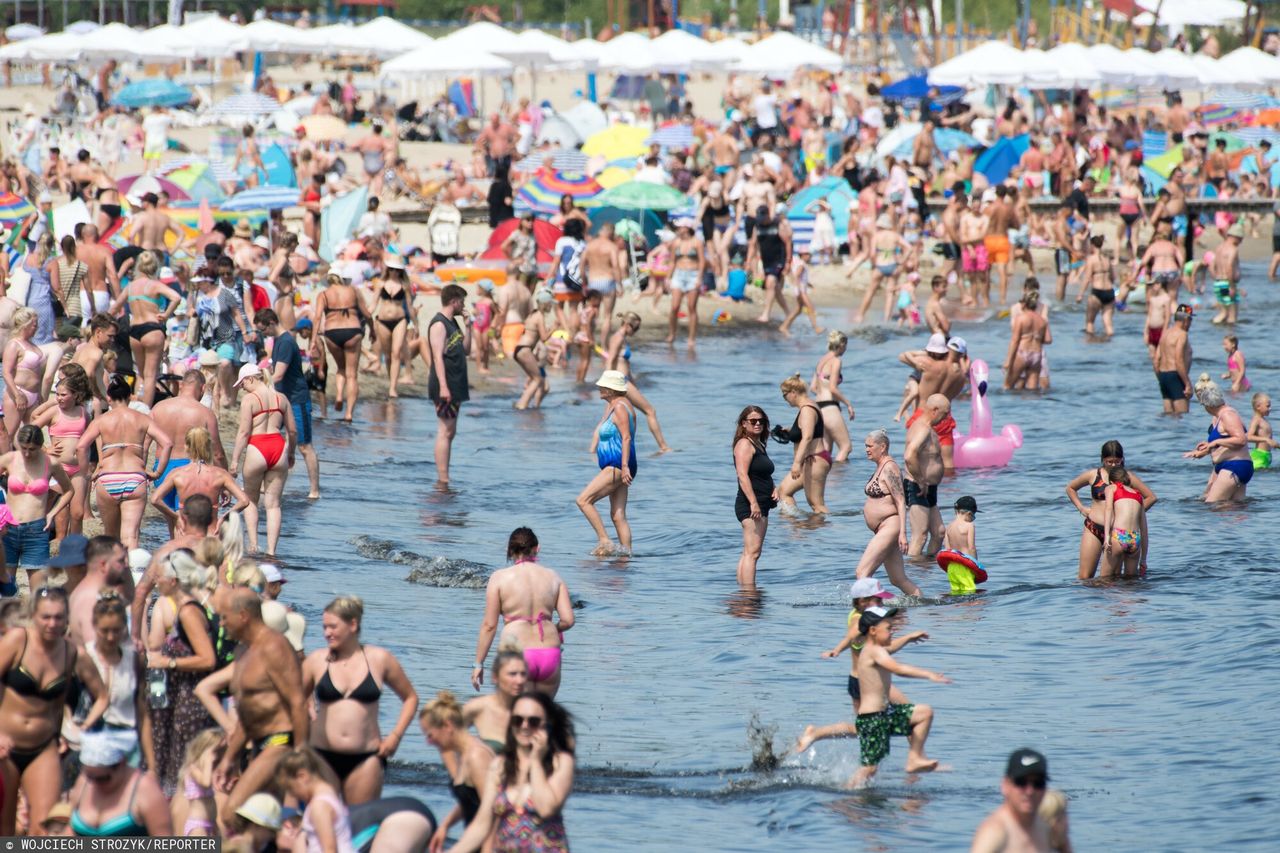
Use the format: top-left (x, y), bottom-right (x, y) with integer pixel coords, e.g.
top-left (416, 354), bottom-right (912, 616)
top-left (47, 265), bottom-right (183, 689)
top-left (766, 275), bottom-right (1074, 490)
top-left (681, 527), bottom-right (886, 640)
top-left (857, 605), bottom-right (899, 635)
top-left (955, 496), bottom-right (980, 514)
top-left (1005, 748), bottom-right (1049, 782)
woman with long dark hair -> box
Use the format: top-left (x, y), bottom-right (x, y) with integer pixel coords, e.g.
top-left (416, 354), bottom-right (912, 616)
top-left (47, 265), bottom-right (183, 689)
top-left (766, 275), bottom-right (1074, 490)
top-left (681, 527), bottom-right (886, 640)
top-left (733, 406), bottom-right (776, 586)
top-left (448, 692), bottom-right (574, 853)
top-left (1065, 440), bottom-right (1157, 579)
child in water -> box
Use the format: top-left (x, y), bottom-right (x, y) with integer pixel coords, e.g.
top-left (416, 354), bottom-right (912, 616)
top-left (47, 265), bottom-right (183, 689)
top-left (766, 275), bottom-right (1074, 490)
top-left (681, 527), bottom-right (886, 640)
top-left (941, 496), bottom-right (982, 594)
top-left (472, 279), bottom-right (496, 375)
top-left (1221, 335), bottom-right (1250, 392)
top-left (792, 578), bottom-right (927, 755)
top-left (779, 250), bottom-right (822, 337)
top-left (1247, 392), bottom-right (1276, 470)
top-left (896, 271), bottom-right (921, 329)
top-left (849, 606), bottom-right (950, 788)
top-left (1102, 466), bottom-right (1148, 578)
top-left (574, 290), bottom-right (603, 383)
top-left (1143, 278), bottom-right (1171, 365)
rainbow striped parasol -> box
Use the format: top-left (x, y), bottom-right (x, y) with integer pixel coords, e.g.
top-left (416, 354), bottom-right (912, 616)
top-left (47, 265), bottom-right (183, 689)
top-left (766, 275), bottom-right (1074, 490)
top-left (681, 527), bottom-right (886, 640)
top-left (515, 171), bottom-right (603, 217)
top-left (0, 192), bottom-right (35, 229)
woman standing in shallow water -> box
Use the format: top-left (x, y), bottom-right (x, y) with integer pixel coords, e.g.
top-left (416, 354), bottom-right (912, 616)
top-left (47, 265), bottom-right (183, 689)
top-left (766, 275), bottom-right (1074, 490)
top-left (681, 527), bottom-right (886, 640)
top-left (1185, 376), bottom-right (1253, 503)
top-left (732, 406), bottom-right (776, 586)
top-left (853, 430), bottom-right (919, 598)
top-left (576, 371), bottom-right (636, 557)
top-left (1065, 440), bottom-right (1156, 580)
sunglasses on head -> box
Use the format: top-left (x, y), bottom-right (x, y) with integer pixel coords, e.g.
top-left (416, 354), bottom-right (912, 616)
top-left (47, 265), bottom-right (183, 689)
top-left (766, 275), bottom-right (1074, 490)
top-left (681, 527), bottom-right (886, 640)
top-left (35, 586), bottom-right (68, 600)
top-left (511, 714), bottom-right (544, 730)
top-left (1013, 776), bottom-right (1047, 790)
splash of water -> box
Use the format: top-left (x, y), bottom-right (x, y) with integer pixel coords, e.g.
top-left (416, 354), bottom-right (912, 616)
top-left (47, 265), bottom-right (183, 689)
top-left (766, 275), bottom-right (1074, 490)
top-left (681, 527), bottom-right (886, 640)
top-left (747, 712), bottom-right (780, 773)
top-left (351, 535), bottom-right (491, 589)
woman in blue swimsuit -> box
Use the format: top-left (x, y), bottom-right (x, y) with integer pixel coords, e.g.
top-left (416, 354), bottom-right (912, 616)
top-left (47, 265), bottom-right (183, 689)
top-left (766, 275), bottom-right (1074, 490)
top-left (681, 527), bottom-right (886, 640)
top-left (576, 370), bottom-right (637, 557)
top-left (1185, 376), bottom-right (1253, 502)
top-left (68, 730), bottom-right (172, 836)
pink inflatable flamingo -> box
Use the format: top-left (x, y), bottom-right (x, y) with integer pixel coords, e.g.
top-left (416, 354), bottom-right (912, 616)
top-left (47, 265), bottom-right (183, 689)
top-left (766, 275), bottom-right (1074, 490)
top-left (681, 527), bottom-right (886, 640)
top-left (953, 359), bottom-right (1023, 468)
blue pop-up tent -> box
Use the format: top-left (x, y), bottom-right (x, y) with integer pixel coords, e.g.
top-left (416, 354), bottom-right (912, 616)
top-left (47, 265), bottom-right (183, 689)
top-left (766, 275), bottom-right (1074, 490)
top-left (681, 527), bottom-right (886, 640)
top-left (974, 135), bottom-right (1030, 185)
top-left (879, 75), bottom-right (964, 110)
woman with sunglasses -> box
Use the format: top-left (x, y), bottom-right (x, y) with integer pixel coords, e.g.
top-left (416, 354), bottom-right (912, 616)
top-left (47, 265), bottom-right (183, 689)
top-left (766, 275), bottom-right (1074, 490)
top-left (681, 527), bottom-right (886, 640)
top-left (77, 374), bottom-right (174, 550)
top-left (0, 586), bottom-right (108, 835)
top-left (448, 692), bottom-right (574, 853)
top-left (0, 425), bottom-right (75, 593)
top-left (733, 406), bottom-right (777, 586)
top-left (68, 730), bottom-right (172, 837)
top-left (602, 312), bottom-right (672, 453)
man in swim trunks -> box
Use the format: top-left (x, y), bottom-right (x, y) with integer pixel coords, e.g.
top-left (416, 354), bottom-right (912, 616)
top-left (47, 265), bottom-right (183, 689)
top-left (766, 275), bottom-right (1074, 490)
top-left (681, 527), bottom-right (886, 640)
top-left (984, 185), bottom-right (1015, 304)
top-left (847, 606), bottom-right (949, 788)
top-left (939, 190), bottom-right (966, 299)
top-left (583, 223), bottom-right (622, 342)
top-left (960, 197), bottom-right (990, 307)
top-left (904, 393), bottom-right (949, 557)
top-left (76, 224), bottom-right (119, 320)
top-left (1209, 222), bottom-right (1242, 326)
top-left (1154, 304), bottom-right (1194, 414)
top-left (971, 749), bottom-right (1053, 853)
top-left (1051, 203), bottom-right (1074, 302)
top-left (214, 588), bottom-right (307, 824)
top-left (150, 369), bottom-right (227, 518)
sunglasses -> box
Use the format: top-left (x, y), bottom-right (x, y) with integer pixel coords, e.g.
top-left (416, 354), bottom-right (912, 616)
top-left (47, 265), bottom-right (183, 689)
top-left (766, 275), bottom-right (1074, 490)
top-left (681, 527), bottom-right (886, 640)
top-left (35, 586), bottom-right (68, 600)
top-left (511, 714), bottom-right (544, 730)
top-left (1012, 776), bottom-right (1047, 790)
top-left (745, 418), bottom-right (765, 425)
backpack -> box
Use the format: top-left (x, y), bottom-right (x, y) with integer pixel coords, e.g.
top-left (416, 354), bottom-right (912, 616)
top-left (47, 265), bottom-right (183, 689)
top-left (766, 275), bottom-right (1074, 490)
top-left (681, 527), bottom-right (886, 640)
top-left (558, 242), bottom-right (584, 293)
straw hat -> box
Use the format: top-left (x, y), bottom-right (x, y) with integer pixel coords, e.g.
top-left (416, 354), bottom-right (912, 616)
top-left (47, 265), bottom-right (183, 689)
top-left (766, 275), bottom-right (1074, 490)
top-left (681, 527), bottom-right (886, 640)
top-left (233, 218), bottom-right (253, 239)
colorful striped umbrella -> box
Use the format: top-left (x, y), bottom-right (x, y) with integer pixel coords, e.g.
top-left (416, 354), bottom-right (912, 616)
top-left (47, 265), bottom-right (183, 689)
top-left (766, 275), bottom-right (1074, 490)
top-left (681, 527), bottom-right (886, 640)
top-left (515, 171), bottom-right (602, 217)
top-left (164, 163), bottom-right (227, 204)
top-left (0, 192), bottom-right (35, 228)
top-left (513, 149), bottom-right (590, 173)
top-left (583, 181), bottom-right (687, 211)
top-left (220, 186), bottom-right (301, 212)
top-left (207, 92), bottom-right (283, 124)
top-left (118, 173), bottom-right (191, 203)
top-left (646, 123), bottom-right (694, 150)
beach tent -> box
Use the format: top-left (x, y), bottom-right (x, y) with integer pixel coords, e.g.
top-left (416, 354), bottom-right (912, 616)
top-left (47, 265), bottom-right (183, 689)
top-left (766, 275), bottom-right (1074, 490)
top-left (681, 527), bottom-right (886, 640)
top-left (167, 16), bottom-right (250, 58)
top-left (536, 114), bottom-right (583, 147)
top-left (353, 17), bottom-right (433, 57)
top-left (786, 177), bottom-right (856, 251)
top-left (437, 21), bottom-right (524, 56)
top-left (0, 32), bottom-right (84, 62)
top-left (1190, 55), bottom-right (1234, 88)
top-left (320, 186), bottom-right (368, 262)
top-left (380, 43), bottom-right (512, 79)
top-left (243, 19), bottom-right (323, 54)
top-left (262, 145), bottom-right (296, 188)
top-left (5, 24), bottom-right (43, 41)
top-left (879, 75), bottom-right (964, 109)
top-left (1132, 49), bottom-right (1200, 90)
top-left (929, 42), bottom-right (1055, 87)
top-left (737, 32), bottom-right (843, 76)
top-left (974, 135), bottom-right (1030, 185)
top-left (1134, 0), bottom-right (1247, 27)
top-left (567, 37), bottom-right (609, 69)
top-left (562, 101), bottom-right (608, 144)
top-left (480, 218), bottom-right (561, 265)
top-left (510, 29), bottom-right (578, 66)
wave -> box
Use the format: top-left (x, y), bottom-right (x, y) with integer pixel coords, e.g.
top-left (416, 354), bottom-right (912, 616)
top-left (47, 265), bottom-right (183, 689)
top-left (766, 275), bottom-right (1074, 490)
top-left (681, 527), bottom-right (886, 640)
top-left (351, 536), bottom-right (492, 589)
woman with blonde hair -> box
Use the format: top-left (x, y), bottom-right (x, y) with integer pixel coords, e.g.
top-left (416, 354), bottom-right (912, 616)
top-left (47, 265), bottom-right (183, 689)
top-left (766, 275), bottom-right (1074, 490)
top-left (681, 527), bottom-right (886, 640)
top-left (301, 596), bottom-right (419, 806)
top-left (811, 331), bottom-right (855, 462)
top-left (312, 272), bottom-right (364, 423)
top-left (230, 364), bottom-right (297, 556)
top-left (109, 251), bottom-right (182, 406)
top-left (151, 427), bottom-right (249, 534)
top-left (775, 374), bottom-right (831, 515)
top-left (3, 307), bottom-right (47, 444)
top-left (421, 690), bottom-right (494, 850)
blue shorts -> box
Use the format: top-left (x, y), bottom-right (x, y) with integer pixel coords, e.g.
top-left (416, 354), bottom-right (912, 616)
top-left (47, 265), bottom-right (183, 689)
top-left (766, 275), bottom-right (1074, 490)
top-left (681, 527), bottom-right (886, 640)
top-left (215, 343), bottom-right (239, 361)
top-left (3, 519), bottom-right (50, 571)
top-left (292, 399), bottom-right (313, 446)
top-left (153, 458), bottom-right (192, 511)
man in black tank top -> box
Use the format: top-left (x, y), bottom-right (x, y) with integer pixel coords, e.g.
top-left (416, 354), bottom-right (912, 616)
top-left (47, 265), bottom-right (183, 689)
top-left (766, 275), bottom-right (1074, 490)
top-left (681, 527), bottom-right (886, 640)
top-left (428, 285), bottom-right (472, 485)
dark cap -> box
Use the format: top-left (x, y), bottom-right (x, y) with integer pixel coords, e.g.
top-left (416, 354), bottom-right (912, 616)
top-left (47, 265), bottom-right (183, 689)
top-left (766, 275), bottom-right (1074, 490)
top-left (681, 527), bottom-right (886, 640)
top-left (1006, 748), bottom-right (1049, 782)
top-left (954, 496), bottom-right (980, 514)
top-left (857, 605), bottom-right (899, 635)
top-left (1175, 303), bottom-right (1194, 320)
top-left (49, 534), bottom-right (89, 568)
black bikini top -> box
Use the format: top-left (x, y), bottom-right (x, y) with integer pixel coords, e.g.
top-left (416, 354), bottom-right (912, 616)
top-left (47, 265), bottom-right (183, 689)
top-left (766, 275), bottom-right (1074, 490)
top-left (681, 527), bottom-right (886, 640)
top-left (315, 647), bottom-right (382, 705)
top-left (4, 630), bottom-right (73, 702)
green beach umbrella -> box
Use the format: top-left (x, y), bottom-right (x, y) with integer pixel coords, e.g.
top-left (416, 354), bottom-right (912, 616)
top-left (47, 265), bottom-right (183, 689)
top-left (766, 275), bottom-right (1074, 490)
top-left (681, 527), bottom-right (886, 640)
top-left (585, 181), bottom-right (688, 211)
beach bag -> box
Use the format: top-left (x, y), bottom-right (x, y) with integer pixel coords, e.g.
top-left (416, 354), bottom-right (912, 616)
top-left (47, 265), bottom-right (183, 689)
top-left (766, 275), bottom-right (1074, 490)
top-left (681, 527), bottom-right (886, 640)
top-left (557, 243), bottom-right (583, 293)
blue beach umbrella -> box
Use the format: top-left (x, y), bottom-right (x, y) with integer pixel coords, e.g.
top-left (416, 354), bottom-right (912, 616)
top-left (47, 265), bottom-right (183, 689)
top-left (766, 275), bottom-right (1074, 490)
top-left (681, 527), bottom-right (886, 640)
top-left (220, 186), bottom-right (300, 212)
top-left (879, 74), bottom-right (964, 110)
top-left (975, 135), bottom-right (1030, 185)
top-left (786, 176), bottom-right (856, 250)
top-left (112, 79), bottom-right (194, 109)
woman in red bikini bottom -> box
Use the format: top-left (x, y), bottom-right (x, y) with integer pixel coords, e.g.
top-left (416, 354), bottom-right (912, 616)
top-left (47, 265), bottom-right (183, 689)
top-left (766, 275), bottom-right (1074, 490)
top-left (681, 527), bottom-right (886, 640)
top-left (230, 364), bottom-right (297, 557)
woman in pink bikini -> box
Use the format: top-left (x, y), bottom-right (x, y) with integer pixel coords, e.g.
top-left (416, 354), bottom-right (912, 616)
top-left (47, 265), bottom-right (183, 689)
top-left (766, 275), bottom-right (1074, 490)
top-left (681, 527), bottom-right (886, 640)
top-left (2, 308), bottom-right (47, 447)
top-left (471, 528), bottom-right (575, 698)
top-left (0, 425), bottom-right (75, 593)
top-left (31, 368), bottom-right (92, 537)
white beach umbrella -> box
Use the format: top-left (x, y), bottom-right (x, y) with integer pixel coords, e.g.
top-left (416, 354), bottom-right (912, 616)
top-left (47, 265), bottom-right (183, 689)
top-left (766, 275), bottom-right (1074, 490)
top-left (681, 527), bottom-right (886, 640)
top-left (737, 32), bottom-right (844, 76)
top-left (352, 16), bottom-right (432, 58)
top-left (380, 42), bottom-right (513, 78)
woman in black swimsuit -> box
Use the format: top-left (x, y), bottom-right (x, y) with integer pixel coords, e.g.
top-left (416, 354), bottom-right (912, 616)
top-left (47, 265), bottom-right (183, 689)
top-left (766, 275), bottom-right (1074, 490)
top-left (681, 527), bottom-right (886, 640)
top-left (697, 180), bottom-right (734, 280)
top-left (733, 405), bottom-right (777, 586)
top-left (0, 587), bottom-right (107, 834)
top-left (370, 256), bottom-right (413, 399)
top-left (421, 690), bottom-right (493, 851)
top-left (774, 375), bottom-right (831, 515)
top-left (1081, 234), bottom-right (1116, 337)
top-left (1065, 440), bottom-right (1157, 579)
top-left (301, 596), bottom-right (419, 806)
top-left (313, 272), bottom-right (365, 423)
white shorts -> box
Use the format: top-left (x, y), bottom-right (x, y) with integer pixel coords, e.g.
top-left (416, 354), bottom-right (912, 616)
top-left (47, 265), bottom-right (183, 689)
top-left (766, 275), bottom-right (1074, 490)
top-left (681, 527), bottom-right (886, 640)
top-left (671, 269), bottom-right (700, 293)
top-left (80, 290), bottom-right (111, 319)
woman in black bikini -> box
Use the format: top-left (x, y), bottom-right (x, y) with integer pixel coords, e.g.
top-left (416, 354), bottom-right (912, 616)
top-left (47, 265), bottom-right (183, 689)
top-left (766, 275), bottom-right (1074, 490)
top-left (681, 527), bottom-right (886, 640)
top-left (0, 587), bottom-right (107, 834)
top-left (370, 256), bottom-right (414, 399)
top-left (109, 251), bottom-right (182, 407)
top-left (1065, 440), bottom-right (1158, 580)
top-left (313, 272), bottom-right (365, 423)
top-left (811, 331), bottom-right (855, 463)
top-left (269, 233), bottom-right (299, 331)
top-left (854, 429), bottom-right (919, 597)
top-left (301, 596), bottom-right (419, 806)
top-left (513, 290), bottom-right (554, 410)
top-left (421, 690), bottom-right (494, 851)
top-left (733, 405), bottom-right (777, 586)
top-left (1081, 234), bottom-right (1116, 337)
top-left (775, 374), bottom-right (831, 515)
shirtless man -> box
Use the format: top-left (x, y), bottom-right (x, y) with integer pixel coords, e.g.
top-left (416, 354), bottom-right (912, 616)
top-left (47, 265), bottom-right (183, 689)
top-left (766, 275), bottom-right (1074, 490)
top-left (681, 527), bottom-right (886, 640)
top-left (583, 224), bottom-right (622, 343)
top-left (67, 536), bottom-right (128, 648)
top-left (924, 276), bottom-right (951, 336)
top-left (476, 113), bottom-right (516, 177)
top-left (970, 749), bottom-right (1053, 853)
top-left (441, 171), bottom-right (483, 206)
top-left (127, 193), bottom-right (185, 262)
top-left (847, 605), bottom-right (949, 789)
top-left (939, 191), bottom-right (966, 294)
top-left (1050, 204), bottom-right (1074, 302)
top-left (985, 186), bottom-right (1015, 304)
top-left (150, 370), bottom-right (226, 510)
top-left (708, 126), bottom-right (742, 176)
top-left (959, 198), bottom-right (990, 307)
top-left (1154, 304), bottom-right (1194, 414)
top-left (1139, 221), bottom-right (1185, 305)
top-left (495, 275), bottom-right (533, 357)
top-left (911, 120), bottom-right (937, 170)
top-left (213, 588), bottom-right (308, 821)
top-left (1205, 138), bottom-right (1229, 184)
top-left (67, 150), bottom-right (97, 202)
top-left (900, 334), bottom-right (960, 410)
top-left (76, 224), bottom-right (119, 319)
top-left (903, 393), bottom-right (949, 556)
top-left (131, 496), bottom-right (214, 645)
top-left (1209, 222), bottom-right (1242, 325)
top-left (1167, 95), bottom-right (1190, 145)
top-left (1143, 280), bottom-right (1172, 363)
top-left (73, 313), bottom-right (117, 401)
top-left (352, 124), bottom-right (394, 196)
top-left (738, 165), bottom-right (776, 240)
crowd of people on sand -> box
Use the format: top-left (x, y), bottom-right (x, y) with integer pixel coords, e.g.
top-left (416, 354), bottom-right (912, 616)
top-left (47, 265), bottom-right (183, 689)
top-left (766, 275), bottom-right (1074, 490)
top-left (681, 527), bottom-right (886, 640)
top-left (0, 19), bottom-right (1276, 850)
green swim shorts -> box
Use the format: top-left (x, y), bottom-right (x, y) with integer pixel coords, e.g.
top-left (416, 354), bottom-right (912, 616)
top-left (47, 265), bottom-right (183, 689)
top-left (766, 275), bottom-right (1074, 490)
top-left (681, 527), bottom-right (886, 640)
top-left (857, 703), bottom-right (915, 767)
